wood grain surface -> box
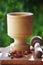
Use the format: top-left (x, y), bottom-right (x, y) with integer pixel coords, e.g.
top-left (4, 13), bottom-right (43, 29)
top-left (0, 59), bottom-right (43, 65)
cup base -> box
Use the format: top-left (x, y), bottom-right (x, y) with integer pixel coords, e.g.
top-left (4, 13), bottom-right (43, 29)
top-left (10, 42), bottom-right (30, 52)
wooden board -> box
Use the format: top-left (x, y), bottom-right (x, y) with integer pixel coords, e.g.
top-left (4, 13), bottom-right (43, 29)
top-left (0, 60), bottom-right (43, 65)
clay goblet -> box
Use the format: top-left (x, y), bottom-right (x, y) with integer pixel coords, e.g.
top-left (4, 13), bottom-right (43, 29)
top-left (7, 12), bottom-right (33, 52)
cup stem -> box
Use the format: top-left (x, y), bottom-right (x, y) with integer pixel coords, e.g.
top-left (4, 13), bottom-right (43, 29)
top-left (14, 38), bottom-right (26, 45)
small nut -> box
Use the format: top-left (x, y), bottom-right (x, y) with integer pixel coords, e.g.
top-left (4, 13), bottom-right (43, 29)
top-left (8, 51), bottom-right (14, 57)
top-left (8, 53), bottom-right (11, 57)
top-left (9, 51), bottom-right (13, 55)
top-left (11, 56), bottom-right (14, 59)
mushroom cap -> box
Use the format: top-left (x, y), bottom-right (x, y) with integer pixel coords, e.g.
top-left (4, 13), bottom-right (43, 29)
top-left (30, 36), bottom-right (43, 47)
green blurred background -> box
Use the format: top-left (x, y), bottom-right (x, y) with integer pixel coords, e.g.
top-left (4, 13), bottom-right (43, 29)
top-left (0, 0), bottom-right (43, 47)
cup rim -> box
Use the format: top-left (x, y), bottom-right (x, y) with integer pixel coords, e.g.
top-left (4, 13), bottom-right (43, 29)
top-left (7, 12), bottom-right (33, 17)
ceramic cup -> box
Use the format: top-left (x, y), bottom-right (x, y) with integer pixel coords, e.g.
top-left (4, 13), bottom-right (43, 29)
top-left (7, 12), bottom-right (33, 51)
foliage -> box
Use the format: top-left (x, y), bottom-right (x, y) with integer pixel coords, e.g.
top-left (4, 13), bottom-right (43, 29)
top-left (0, 0), bottom-right (43, 46)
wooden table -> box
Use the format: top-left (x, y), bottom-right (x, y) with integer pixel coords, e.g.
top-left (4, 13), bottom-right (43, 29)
top-left (0, 59), bottom-right (43, 65)
top-left (0, 46), bottom-right (43, 65)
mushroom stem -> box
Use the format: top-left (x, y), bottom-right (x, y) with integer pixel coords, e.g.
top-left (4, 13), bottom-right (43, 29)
top-left (34, 42), bottom-right (40, 49)
top-left (30, 36), bottom-right (43, 58)
top-left (34, 42), bottom-right (42, 58)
